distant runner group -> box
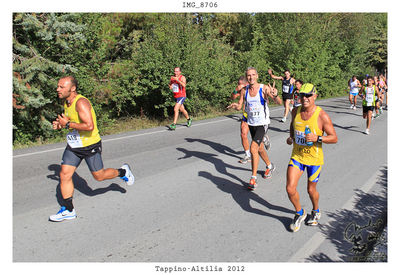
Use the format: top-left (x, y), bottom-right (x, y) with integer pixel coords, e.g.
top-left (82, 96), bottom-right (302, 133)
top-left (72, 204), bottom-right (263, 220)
top-left (49, 66), bottom-right (387, 234)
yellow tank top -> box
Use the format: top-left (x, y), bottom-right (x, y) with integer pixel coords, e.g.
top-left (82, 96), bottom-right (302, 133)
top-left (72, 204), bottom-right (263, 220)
top-left (291, 106), bottom-right (324, 165)
top-left (64, 94), bottom-right (101, 148)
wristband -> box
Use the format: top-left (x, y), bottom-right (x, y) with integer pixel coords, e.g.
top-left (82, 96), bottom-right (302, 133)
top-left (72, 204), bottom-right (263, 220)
top-left (317, 136), bottom-right (323, 143)
top-left (65, 121), bottom-right (70, 129)
top-left (233, 89), bottom-right (238, 95)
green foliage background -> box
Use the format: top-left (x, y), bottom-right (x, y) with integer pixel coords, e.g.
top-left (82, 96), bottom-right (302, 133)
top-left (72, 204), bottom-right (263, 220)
top-left (12, 13), bottom-right (387, 145)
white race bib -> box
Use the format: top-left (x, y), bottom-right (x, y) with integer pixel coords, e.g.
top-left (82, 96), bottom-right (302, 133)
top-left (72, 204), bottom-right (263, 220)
top-left (283, 85), bottom-right (290, 93)
top-left (172, 84), bottom-right (179, 93)
top-left (365, 87), bottom-right (374, 106)
top-left (295, 130), bottom-right (307, 146)
top-left (66, 130), bottom-right (83, 148)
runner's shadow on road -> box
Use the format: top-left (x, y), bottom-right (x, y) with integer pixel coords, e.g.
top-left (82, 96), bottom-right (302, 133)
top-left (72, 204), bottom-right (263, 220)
top-left (185, 138), bottom-right (242, 159)
top-left (176, 148), bottom-right (249, 183)
top-left (198, 171), bottom-right (294, 232)
top-left (47, 164), bottom-right (126, 206)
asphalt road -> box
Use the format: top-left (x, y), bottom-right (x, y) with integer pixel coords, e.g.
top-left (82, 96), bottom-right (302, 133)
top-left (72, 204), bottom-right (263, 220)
top-left (13, 96), bottom-right (387, 263)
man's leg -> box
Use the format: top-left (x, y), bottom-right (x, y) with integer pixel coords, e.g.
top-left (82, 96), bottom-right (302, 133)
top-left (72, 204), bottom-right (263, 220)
top-left (367, 110), bottom-right (372, 129)
top-left (258, 143), bottom-right (271, 167)
top-left (59, 164), bottom-right (77, 199)
top-left (241, 121), bottom-right (250, 154)
top-left (286, 165), bottom-right (303, 212)
top-left (49, 163), bottom-right (78, 221)
top-left (87, 152), bottom-right (134, 185)
top-left (307, 180), bottom-right (319, 211)
top-left (287, 163), bottom-right (307, 232)
top-left (173, 103), bottom-right (181, 124)
top-left (179, 104), bottom-right (190, 120)
top-left (250, 141), bottom-right (260, 177)
top-left (284, 99), bottom-right (290, 118)
top-left (91, 168), bottom-right (119, 181)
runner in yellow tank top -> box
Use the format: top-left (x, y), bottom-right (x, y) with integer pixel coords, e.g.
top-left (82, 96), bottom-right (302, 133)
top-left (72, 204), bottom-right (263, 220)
top-left (285, 83), bottom-right (337, 232)
top-left (49, 76), bottom-right (135, 222)
top-left (64, 94), bottom-right (101, 148)
top-left (291, 106), bottom-right (324, 165)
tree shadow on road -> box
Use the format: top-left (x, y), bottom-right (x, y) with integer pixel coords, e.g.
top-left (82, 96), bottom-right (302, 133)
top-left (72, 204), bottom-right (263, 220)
top-left (306, 166), bottom-right (387, 262)
top-left (47, 164), bottom-right (126, 206)
top-left (198, 171), bottom-right (294, 231)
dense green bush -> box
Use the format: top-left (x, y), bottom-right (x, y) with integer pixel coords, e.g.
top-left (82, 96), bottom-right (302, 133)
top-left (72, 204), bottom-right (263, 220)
top-left (12, 12), bottom-right (387, 145)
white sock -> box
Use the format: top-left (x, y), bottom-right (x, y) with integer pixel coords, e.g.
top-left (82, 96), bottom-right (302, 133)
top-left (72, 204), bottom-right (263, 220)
top-left (245, 150), bottom-right (250, 157)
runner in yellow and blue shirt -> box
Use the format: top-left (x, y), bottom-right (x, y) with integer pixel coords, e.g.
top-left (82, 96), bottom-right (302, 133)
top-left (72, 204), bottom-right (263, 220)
top-left (286, 83), bottom-right (337, 232)
top-left (49, 76), bottom-right (135, 222)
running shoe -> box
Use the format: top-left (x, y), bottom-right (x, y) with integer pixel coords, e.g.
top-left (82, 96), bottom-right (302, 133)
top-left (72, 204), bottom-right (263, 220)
top-left (263, 134), bottom-right (271, 151)
top-left (379, 107), bottom-right (383, 114)
top-left (280, 117), bottom-right (287, 123)
top-left (248, 177), bottom-right (257, 191)
top-left (365, 128), bottom-right (370, 135)
top-left (187, 118), bottom-right (192, 127)
top-left (120, 163), bottom-right (135, 185)
top-left (239, 155), bottom-right (251, 164)
top-left (290, 209), bottom-right (307, 232)
top-left (349, 104), bottom-right (354, 109)
top-left (306, 210), bottom-right (321, 226)
top-left (353, 105), bottom-right (357, 110)
top-left (49, 206), bottom-right (76, 222)
top-left (169, 123), bottom-right (176, 130)
top-left (263, 163), bottom-right (275, 179)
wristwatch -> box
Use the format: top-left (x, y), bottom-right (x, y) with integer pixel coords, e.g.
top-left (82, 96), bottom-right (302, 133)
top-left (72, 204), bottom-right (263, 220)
top-left (65, 121), bottom-right (70, 129)
top-left (317, 136), bottom-right (323, 143)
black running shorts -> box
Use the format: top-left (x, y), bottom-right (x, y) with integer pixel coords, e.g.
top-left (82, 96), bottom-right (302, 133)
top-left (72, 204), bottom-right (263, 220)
top-left (61, 141), bottom-right (104, 172)
top-left (282, 92), bottom-right (294, 101)
top-left (362, 106), bottom-right (374, 113)
top-left (249, 125), bottom-right (268, 145)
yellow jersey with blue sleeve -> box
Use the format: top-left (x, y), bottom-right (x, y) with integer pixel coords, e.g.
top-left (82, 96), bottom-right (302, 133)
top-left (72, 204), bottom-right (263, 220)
top-left (64, 94), bottom-right (101, 148)
top-left (291, 106), bottom-right (324, 165)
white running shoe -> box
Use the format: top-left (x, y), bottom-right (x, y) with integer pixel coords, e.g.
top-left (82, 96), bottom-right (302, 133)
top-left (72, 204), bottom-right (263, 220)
top-left (290, 210), bottom-right (307, 232)
top-left (120, 163), bottom-right (135, 185)
top-left (49, 206), bottom-right (76, 222)
top-left (353, 106), bottom-right (357, 110)
top-left (306, 210), bottom-right (321, 226)
top-left (365, 129), bottom-right (370, 135)
top-left (280, 117), bottom-right (287, 123)
top-left (350, 104), bottom-right (354, 109)
top-left (239, 155), bottom-right (251, 164)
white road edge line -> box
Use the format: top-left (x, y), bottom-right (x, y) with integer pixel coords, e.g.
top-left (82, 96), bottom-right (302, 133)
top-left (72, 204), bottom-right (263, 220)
top-left (13, 117), bottom-right (234, 158)
top-left (288, 166), bottom-right (386, 262)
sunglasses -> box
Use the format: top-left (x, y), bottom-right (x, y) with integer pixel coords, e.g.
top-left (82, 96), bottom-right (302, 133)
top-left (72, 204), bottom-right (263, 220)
top-left (299, 93), bottom-right (314, 98)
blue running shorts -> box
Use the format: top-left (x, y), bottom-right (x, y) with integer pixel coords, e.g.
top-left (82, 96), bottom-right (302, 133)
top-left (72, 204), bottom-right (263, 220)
top-left (288, 158), bottom-right (322, 183)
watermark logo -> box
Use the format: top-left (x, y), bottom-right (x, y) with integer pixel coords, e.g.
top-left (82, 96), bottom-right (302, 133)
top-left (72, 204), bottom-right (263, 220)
top-left (344, 217), bottom-right (387, 261)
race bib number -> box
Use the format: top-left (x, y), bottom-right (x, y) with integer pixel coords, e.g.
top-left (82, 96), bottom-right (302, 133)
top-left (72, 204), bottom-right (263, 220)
top-left (283, 85), bottom-right (289, 93)
top-left (249, 105), bottom-right (262, 119)
top-left (365, 90), bottom-right (374, 106)
top-left (295, 130), bottom-right (307, 146)
top-left (66, 130), bottom-right (83, 148)
top-left (172, 84), bottom-right (179, 93)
